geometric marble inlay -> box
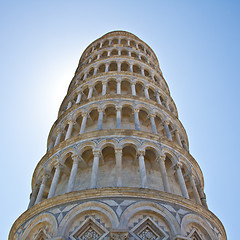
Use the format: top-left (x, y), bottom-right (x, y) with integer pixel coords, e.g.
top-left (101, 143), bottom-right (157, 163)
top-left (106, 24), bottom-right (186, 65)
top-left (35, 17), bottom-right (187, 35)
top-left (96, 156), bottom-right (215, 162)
top-left (130, 217), bottom-right (169, 240)
top-left (70, 217), bottom-right (108, 240)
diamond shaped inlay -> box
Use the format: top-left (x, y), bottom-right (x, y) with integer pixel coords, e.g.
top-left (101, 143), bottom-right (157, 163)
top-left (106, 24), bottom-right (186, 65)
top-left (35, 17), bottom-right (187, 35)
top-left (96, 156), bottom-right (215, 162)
top-left (70, 217), bottom-right (108, 240)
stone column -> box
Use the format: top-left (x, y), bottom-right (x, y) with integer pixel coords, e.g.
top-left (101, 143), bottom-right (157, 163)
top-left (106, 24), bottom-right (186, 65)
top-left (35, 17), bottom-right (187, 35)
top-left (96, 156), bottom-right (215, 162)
top-left (48, 164), bottom-right (62, 198)
top-left (188, 172), bottom-right (202, 205)
top-left (138, 150), bottom-right (147, 188)
top-left (54, 130), bottom-right (62, 147)
top-left (117, 62), bottom-right (121, 72)
top-left (164, 99), bottom-right (170, 111)
top-left (131, 81), bottom-right (136, 96)
top-left (87, 85), bottom-right (93, 99)
top-left (116, 78), bottom-right (121, 94)
top-left (105, 63), bottom-right (109, 72)
top-left (79, 112), bottom-right (88, 134)
top-left (175, 130), bottom-right (183, 147)
top-left (144, 85), bottom-right (150, 99)
top-left (116, 106), bottom-right (122, 129)
top-left (175, 163), bottom-right (189, 198)
top-left (115, 148), bottom-right (122, 187)
top-left (156, 91), bottom-right (162, 105)
top-left (67, 155), bottom-right (79, 192)
top-left (35, 173), bottom-right (50, 204)
top-left (197, 184), bottom-right (208, 208)
top-left (28, 182), bottom-right (40, 209)
top-left (164, 121), bottom-right (172, 140)
top-left (90, 150), bottom-right (100, 188)
top-left (67, 101), bottom-right (72, 110)
top-left (102, 80), bottom-right (107, 95)
top-left (97, 108), bottom-right (104, 130)
top-left (130, 64), bottom-right (133, 72)
top-left (150, 114), bottom-right (157, 134)
top-left (158, 156), bottom-right (170, 193)
top-left (134, 108), bottom-right (140, 130)
top-left (65, 120), bottom-right (74, 140)
top-left (93, 67), bottom-right (97, 75)
top-left (76, 92), bottom-right (82, 104)
top-left (182, 140), bottom-right (188, 151)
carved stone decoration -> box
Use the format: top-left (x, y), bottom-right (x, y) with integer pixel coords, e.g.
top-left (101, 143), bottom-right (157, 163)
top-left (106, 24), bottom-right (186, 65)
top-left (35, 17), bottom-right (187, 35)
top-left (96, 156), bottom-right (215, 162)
top-left (33, 229), bottom-right (48, 240)
top-left (189, 230), bottom-right (202, 240)
top-left (110, 231), bottom-right (129, 240)
top-left (70, 217), bottom-right (108, 240)
top-left (130, 217), bottom-right (169, 240)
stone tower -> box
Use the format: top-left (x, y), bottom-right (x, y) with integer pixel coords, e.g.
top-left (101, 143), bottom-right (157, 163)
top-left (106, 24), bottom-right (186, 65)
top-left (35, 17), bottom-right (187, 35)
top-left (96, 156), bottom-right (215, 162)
top-left (9, 31), bottom-right (226, 240)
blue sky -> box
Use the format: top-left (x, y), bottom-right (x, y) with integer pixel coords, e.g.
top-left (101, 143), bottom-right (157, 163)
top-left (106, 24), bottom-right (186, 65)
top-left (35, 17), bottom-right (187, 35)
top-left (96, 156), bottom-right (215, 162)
top-left (1, 1), bottom-right (239, 239)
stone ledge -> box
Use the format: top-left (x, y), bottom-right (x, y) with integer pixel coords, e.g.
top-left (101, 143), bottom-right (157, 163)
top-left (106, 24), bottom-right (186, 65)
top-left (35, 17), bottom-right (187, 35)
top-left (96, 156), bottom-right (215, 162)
top-left (9, 188), bottom-right (226, 240)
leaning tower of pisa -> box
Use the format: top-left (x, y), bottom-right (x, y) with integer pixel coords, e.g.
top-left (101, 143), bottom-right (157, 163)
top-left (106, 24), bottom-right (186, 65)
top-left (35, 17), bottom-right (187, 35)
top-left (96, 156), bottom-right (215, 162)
top-left (9, 31), bottom-right (226, 240)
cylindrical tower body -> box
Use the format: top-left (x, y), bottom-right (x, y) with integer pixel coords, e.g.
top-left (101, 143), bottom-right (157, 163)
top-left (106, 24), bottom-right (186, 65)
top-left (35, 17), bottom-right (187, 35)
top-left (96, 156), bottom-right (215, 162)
top-left (9, 31), bottom-right (226, 240)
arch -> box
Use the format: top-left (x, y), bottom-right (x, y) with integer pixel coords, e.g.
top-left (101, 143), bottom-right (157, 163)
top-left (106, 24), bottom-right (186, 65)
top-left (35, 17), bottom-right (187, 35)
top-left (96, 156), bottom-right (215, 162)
top-left (121, 49), bottom-right (128, 56)
top-left (101, 51), bottom-right (108, 58)
top-left (78, 141), bottom-right (96, 155)
top-left (161, 148), bottom-right (178, 165)
top-left (98, 64), bottom-right (106, 73)
top-left (112, 38), bottom-right (118, 45)
top-left (121, 62), bottom-right (130, 72)
top-left (110, 49), bottom-right (118, 56)
top-left (120, 201), bottom-right (180, 236)
top-left (21, 213), bottom-right (57, 239)
top-left (59, 201), bottom-right (119, 236)
top-left (102, 40), bottom-right (109, 47)
top-left (97, 138), bottom-right (118, 151)
top-left (109, 62), bottom-right (117, 71)
top-left (181, 213), bottom-right (216, 239)
top-left (133, 64), bottom-right (141, 74)
top-left (120, 38), bottom-right (128, 46)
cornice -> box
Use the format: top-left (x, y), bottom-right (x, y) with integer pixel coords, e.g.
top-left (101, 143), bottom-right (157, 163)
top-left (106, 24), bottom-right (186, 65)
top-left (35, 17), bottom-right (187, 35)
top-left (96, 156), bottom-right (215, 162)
top-left (9, 188), bottom-right (226, 240)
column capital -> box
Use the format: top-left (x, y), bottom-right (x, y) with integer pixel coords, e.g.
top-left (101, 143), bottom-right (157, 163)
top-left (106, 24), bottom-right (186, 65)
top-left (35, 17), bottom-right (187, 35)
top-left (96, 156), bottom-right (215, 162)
top-left (138, 149), bottom-right (145, 156)
top-left (67, 118), bottom-right (75, 125)
top-left (102, 79), bottom-right (108, 85)
top-left (55, 162), bottom-right (64, 170)
top-left (71, 154), bottom-right (80, 164)
top-left (164, 119), bottom-right (170, 125)
top-left (130, 80), bottom-right (136, 85)
top-left (149, 113), bottom-right (156, 118)
top-left (116, 77), bottom-right (122, 83)
top-left (88, 84), bottom-right (94, 88)
top-left (115, 148), bottom-right (122, 154)
top-left (98, 106), bottom-right (104, 112)
top-left (174, 162), bottom-right (182, 170)
top-left (116, 105), bottom-right (122, 111)
top-left (43, 171), bottom-right (51, 180)
top-left (93, 149), bottom-right (101, 157)
top-left (134, 107), bottom-right (139, 113)
top-left (81, 111), bottom-right (88, 117)
top-left (157, 155), bottom-right (166, 162)
top-left (144, 84), bottom-right (150, 89)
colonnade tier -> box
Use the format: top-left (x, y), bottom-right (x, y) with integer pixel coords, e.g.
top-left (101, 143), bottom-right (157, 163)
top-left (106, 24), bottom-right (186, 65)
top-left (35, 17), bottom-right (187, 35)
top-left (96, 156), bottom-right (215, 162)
top-left (47, 97), bottom-right (189, 152)
top-left (76, 31), bottom-right (160, 77)
top-left (68, 57), bottom-right (169, 97)
top-left (77, 45), bottom-right (161, 79)
top-left (29, 136), bottom-right (205, 209)
top-left (60, 74), bottom-right (177, 117)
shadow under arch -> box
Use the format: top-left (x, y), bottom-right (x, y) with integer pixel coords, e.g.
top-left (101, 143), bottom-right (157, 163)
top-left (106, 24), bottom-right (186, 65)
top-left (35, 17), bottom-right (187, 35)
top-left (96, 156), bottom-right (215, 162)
top-left (119, 201), bottom-right (180, 236)
top-left (181, 213), bottom-right (216, 239)
top-left (59, 201), bottom-right (119, 236)
top-left (21, 212), bottom-right (57, 239)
